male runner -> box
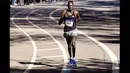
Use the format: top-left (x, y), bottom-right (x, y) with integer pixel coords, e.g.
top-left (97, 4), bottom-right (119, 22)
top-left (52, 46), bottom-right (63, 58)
top-left (59, 0), bottom-right (80, 66)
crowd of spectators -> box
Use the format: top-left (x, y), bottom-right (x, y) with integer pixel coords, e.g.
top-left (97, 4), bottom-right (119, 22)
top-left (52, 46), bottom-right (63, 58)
top-left (10, 0), bottom-right (63, 7)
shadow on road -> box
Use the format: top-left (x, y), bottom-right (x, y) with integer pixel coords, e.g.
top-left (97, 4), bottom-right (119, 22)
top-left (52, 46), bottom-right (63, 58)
top-left (10, 1), bottom-right (120, 44)
top-left (10, 58), bottom-right (119, 73)
top-left (10, 1), bottom-right (120, 73)
top-left (88, 0), bottom-right (120, 7)
top-left (74, 0), bottom-right (120, 8)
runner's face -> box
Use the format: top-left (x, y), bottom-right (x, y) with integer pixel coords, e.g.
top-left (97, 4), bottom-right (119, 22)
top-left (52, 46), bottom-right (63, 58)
top-left (68, 2), bottom-right (73, 10)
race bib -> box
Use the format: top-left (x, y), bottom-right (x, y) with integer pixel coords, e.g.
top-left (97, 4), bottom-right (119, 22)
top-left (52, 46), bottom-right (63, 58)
top-left (65, 19), bottom-right (73, 27)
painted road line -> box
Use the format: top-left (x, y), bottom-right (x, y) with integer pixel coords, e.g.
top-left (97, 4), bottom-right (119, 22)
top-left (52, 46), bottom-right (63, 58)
top-left (49, 8), bottom-right (119, 73)
top-left (26, 9), bottom-right (68, 64)
top-left (10, 18), bottom-right (27, 20)
top-left (10, 17), bottom-right (50, 20)
top-left (37, 48), bottom-right (60, 51)
top-left (36, 55), bottom-right (64, 59)
top-left (11, 11), bottom-right (37, 73)
top-left (42, 42), bottom-right (57, 45)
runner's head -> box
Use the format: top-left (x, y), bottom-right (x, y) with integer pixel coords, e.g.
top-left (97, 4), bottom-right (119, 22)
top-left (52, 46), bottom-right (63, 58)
top-left (67, 1), bottom-right (74, 11)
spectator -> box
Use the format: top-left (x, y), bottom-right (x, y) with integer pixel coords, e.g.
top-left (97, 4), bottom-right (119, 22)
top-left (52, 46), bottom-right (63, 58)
top-left (30, 0), bottom-right (36, 5)
top-left (24, 0), bottom-right (32, 5)
top-left (11, 0), bottom-right (17, 7)
top-left (19, 0), bottom-right (24, 5)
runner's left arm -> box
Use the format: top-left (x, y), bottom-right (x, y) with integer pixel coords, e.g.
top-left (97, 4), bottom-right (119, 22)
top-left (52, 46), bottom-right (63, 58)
top-left (75, 11), bottom-right (80, 23)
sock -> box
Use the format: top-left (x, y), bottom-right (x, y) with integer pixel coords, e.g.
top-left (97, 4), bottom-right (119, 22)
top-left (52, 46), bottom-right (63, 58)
top-left (73, 58), bottom-right (75, 60)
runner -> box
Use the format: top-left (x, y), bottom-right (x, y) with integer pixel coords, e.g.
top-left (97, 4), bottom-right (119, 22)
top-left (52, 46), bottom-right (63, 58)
top-left (59, 0), bottom-right (80, 66)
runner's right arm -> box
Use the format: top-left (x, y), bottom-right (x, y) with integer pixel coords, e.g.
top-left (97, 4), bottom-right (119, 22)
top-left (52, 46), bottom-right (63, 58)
top-left (59, 10), bottom-right (66, 25)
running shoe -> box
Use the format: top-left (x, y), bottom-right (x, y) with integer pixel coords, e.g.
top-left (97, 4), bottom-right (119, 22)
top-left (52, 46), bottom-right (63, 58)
top-left (72, 58), bottom-right (77, 67)
top-left (69, 58), bottom-right (73, 66)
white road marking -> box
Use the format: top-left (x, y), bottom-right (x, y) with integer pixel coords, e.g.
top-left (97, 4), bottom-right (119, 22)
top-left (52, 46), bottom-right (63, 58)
top-left (82, 7), bottom-right (119, 11)
top-left (49, 8), bottom-right (119, 73)
top-left (42, 42), bottom-right (57, 45)
top-left (36, 55), bottom-right (64, 59)
top-left (32, 64), bottom-right (61, 68)
top-left (10, 18), bottom-right (27, 20)
top-left (26, 9), bottom-right (69, 73)
top-left (11, 11), bottom-right (37, 73)
top-left (26, 9), bottom-right (68, 64)
top-left (37, 48), bottom-right (60, 51)
top-left (10, 17), bottom-right (50, 20)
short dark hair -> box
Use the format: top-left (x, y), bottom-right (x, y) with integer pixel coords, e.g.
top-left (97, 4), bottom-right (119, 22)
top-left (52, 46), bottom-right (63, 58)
top-left (68, 1), bottom-right (74, 6)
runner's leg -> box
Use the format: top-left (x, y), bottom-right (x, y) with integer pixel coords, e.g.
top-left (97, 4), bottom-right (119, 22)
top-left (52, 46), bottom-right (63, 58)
top-left (72, 36), bottom-right (76, 58)
top-left (66, 36), bottom-right (72, 58)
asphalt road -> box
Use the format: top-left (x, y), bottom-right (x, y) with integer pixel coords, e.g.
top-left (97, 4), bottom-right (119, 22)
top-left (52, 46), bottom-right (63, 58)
top-left (10, 0), bottom-right (120, 73)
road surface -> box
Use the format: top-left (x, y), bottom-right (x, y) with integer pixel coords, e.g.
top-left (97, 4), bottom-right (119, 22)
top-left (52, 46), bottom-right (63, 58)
top-left (10, 0), bottom-right (120, 73)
